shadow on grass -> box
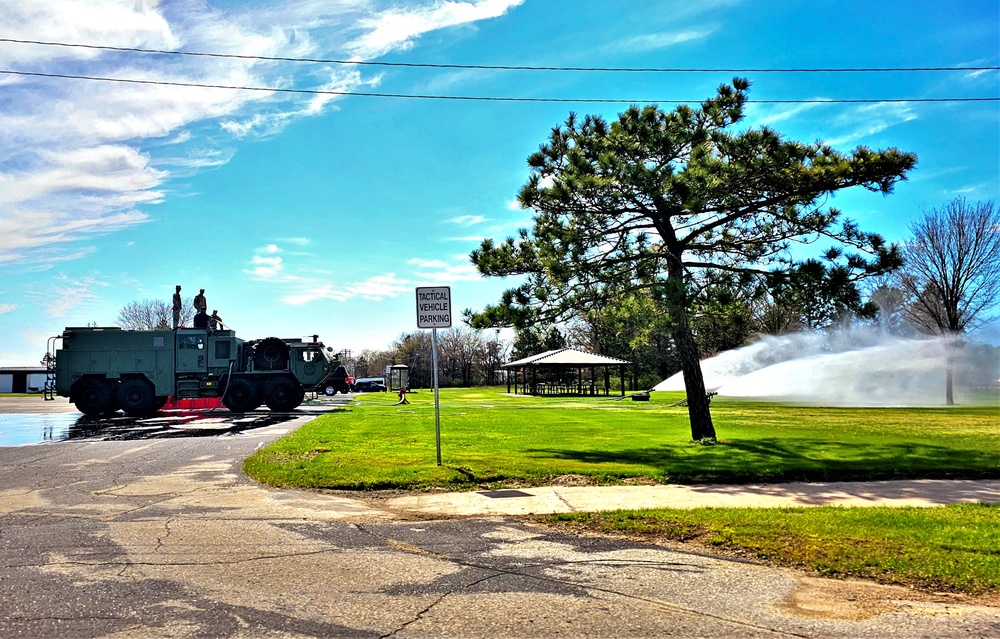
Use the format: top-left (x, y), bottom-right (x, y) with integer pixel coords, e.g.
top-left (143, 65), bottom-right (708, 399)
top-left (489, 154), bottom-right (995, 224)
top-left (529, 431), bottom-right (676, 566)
top-left (530, 437), bottom-right (1000, 484)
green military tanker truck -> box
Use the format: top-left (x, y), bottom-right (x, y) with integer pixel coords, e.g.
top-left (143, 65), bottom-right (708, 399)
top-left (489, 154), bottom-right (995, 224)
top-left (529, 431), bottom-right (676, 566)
top-left (46, 326), bottom-right (352, 416)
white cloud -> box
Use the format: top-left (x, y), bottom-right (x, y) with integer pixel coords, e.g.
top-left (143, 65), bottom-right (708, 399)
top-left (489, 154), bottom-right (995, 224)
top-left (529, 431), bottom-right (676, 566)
top-left (0, 0), bottom-right (523, 266)
top-left (744, 100), bottom-right (921, 152)
top-left (609, 28), bottom-right (715, 53)
top-left (449, 214), bottom-right (486, 226)
top-left (161, 130), bottom-right (192, 145)
top-left (826, 103), bottom-right (919, 147)
top-left (942, 182), bottom-right (994, 197)
top-left (350, 0), bottom-right (526, 58)
top-left (251, 255), bottom-right (283, 268)
top-left (408, 257), bottom-right (482, 282)
top-left (281, 273), bottom-right (413, 305)
top-left (0, 303), bottom-right (16, 314)
top-left (244, 244), bottom-right (301, 283)
top-left (247, 244), bottom-right (481, 305)
top-left (28, 273), bottom-right (109, 318)
top-left (746, 102), bottom-right (828, 127)
top-left (155, 148), bottom-right (235, 177)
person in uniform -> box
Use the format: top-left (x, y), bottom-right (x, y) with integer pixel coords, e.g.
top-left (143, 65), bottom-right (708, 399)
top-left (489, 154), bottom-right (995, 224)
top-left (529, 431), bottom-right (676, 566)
top-left (209, 310), bottom-right (224, 330)
top-left (193, 288), bottom-right (207, 314)
top-left (172, 285), bottom-right (182, 329)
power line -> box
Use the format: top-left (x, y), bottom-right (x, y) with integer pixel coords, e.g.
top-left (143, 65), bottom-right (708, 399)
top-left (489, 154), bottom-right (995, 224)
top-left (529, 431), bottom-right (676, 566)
top-left (1, 37), bottom-right (998, 74)
top-left (2, 69), bottom-right (995, 104)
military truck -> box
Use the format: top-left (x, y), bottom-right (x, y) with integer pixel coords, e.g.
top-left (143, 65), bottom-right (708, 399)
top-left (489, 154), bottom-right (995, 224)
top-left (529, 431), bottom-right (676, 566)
top-left (46, 327), bottom-right (352, 416)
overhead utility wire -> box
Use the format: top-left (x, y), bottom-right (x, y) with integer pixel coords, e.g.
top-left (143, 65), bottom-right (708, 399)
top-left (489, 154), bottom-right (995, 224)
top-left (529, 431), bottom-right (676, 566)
top-left (2, 70), bottom-right (995, 104)
top-left (1, 38), bottom-right (997, 74)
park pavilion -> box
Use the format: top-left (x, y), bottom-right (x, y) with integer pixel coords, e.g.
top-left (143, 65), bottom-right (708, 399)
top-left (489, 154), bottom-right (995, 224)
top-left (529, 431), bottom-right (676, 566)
top-left (502, 348), bottom-right (631, 397)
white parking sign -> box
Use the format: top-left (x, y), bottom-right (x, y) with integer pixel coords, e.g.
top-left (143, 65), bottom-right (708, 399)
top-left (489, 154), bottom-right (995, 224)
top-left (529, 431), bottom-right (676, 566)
top-left (416, 286), bottom-right (452, 328)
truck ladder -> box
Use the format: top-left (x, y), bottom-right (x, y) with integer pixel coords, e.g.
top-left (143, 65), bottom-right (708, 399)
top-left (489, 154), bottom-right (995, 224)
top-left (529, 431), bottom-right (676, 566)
top-left (43, 335), bottom-right (59, 401)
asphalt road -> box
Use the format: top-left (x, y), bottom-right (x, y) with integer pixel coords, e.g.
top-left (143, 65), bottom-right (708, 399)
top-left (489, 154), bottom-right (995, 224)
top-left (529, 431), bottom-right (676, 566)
top-left (0, 401), bottom-right (997, 638)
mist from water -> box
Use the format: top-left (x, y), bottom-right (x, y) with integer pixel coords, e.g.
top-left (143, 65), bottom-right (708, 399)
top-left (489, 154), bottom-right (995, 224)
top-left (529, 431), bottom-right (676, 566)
top-left (653, 327), bottom-right (1000, 406)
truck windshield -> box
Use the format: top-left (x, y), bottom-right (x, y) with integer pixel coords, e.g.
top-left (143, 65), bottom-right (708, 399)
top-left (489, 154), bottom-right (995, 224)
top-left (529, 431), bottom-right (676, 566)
top-left (178, 335), bottom-right (205, 350)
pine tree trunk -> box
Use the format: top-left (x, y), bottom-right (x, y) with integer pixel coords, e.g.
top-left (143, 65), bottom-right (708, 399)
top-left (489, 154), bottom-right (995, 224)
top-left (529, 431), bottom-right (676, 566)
top-left (669, 303), bottom-right (717, 441)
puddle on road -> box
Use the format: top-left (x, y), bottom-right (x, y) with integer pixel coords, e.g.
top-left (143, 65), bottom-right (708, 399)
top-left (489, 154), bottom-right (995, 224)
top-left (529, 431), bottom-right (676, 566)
top-left (0, 410), bottom-right (297, 446)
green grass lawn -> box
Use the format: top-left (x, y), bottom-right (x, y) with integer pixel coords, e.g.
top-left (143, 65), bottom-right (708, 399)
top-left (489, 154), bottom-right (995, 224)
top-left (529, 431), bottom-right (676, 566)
top-left (244, 387), bottom-right (1000, 490)
top-left (539, 504), bottom-right (1000, 595)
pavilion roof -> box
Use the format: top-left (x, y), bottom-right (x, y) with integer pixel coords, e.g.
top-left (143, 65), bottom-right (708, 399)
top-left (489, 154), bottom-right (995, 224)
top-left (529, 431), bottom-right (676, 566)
top-left (503, 348), bottom-right (630, 368)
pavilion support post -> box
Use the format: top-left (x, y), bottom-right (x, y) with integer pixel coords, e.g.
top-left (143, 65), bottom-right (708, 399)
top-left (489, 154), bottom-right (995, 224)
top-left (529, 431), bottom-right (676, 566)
top-left (619, 365), bottom-right (625, 397)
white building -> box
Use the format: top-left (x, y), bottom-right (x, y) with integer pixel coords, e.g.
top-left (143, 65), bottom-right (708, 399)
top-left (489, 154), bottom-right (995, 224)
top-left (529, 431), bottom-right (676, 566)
top-left (0, 367), bottom-right (48, 394)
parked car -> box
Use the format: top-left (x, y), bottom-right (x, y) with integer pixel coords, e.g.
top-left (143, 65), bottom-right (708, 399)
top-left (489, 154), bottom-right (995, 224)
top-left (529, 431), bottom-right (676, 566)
top-left (323, 366), bottom-right (354, 395)
top-left (353, 377), bottom-right (386, 393)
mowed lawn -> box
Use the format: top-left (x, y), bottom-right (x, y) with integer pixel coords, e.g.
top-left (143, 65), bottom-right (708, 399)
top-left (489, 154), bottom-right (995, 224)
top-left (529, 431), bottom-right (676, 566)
top-left (243, 387), bottom-right (1000, 490)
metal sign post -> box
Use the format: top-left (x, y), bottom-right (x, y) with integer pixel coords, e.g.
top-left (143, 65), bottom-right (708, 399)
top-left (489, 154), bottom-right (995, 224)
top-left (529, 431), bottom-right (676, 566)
top-left (431, 327), bottom-right (441, 465)
top-left (416, 286), bottom-right (451, 466)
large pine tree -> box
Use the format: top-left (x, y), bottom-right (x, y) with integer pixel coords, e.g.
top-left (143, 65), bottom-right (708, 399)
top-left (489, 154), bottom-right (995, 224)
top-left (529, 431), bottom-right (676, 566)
top-left (468, 79), bottom-right (916, 441)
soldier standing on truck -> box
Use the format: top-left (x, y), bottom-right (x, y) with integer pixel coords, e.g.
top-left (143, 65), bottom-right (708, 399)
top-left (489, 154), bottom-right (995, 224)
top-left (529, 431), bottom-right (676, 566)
top-left (172, 285), bottom-right (182, 329)
top-left (194, 288), bottom-right (207, 314)
top-left (209, 310), bottom-right (224, 330)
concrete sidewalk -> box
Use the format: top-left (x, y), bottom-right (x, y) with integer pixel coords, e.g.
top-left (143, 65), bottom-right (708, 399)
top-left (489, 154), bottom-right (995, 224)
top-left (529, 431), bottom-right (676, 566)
top-left (383, 478), bottom-right (1000, 517)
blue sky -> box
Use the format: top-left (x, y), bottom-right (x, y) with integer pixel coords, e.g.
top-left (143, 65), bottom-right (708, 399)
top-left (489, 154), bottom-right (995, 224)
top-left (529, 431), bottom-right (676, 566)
top-left (1, 0), bottom-right (997, 365)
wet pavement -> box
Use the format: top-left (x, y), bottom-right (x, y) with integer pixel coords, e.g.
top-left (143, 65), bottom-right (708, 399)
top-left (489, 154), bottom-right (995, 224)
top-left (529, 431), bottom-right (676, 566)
top-left (0, 396), bottom-right (347, 446)
top-left (0, 409), bottom-right (305, 446)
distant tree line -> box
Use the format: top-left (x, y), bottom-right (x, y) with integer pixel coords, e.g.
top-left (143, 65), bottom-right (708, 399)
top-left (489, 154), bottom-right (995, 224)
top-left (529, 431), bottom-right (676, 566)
top-left (347, 328), bottom-right (508, 389)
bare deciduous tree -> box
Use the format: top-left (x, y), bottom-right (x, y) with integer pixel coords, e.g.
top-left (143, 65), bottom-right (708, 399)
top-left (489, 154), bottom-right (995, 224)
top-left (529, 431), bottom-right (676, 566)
top-left (355, 349), bottom-right (393, 381)
top-left (900, 198), bottom-right (1000, 403)
top-left (117, 297), bottom-right (193, 330)
top-left (476, 330), bottom-right (509, 386)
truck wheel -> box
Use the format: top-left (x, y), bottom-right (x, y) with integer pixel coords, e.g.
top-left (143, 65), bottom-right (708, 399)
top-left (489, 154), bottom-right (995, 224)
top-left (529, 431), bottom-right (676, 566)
top-left (223, 378), bottom-right (260, 413)
top-left (73, 379), bottom-right (114, 416)
top-left (264, 377), bottom-right (303, 412)
top-left (118, 378), bottom-right (157, 416)
top-left (253, 337), bottom-right (290, 371)
top-left (324, 385), bottom-right (336, 396)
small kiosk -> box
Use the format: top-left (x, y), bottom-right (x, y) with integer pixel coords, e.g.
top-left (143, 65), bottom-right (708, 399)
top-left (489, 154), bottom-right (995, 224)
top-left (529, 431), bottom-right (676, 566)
top-left (388, 364), bottom-right (410, 391)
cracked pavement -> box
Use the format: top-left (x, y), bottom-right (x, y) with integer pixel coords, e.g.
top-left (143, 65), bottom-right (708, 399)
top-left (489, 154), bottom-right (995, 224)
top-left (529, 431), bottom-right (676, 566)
top-left (0, 409), bottom-right (998, 638)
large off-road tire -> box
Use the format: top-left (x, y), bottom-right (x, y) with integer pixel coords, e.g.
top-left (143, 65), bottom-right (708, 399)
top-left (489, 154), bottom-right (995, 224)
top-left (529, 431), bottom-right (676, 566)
top-left (264, 377), bottom-right (303, 412)
top-left (73, 378), bottom-right (115, 416)
top-left (223, 378), bottom-right (261, 413)
top-left (118, 378), bottom-right (157, 417)
top-left (253, 337), bottom-right (290, 371)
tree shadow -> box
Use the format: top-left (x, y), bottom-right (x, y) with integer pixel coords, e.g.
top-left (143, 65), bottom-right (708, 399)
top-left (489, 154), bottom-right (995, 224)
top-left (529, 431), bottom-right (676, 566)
top-left (529, 437), bottom-right (1000, 484)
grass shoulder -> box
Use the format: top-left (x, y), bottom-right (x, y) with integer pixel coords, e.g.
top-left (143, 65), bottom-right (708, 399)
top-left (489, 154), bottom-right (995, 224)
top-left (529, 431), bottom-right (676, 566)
top-left (535, 504), bottom-right (1000, 596)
